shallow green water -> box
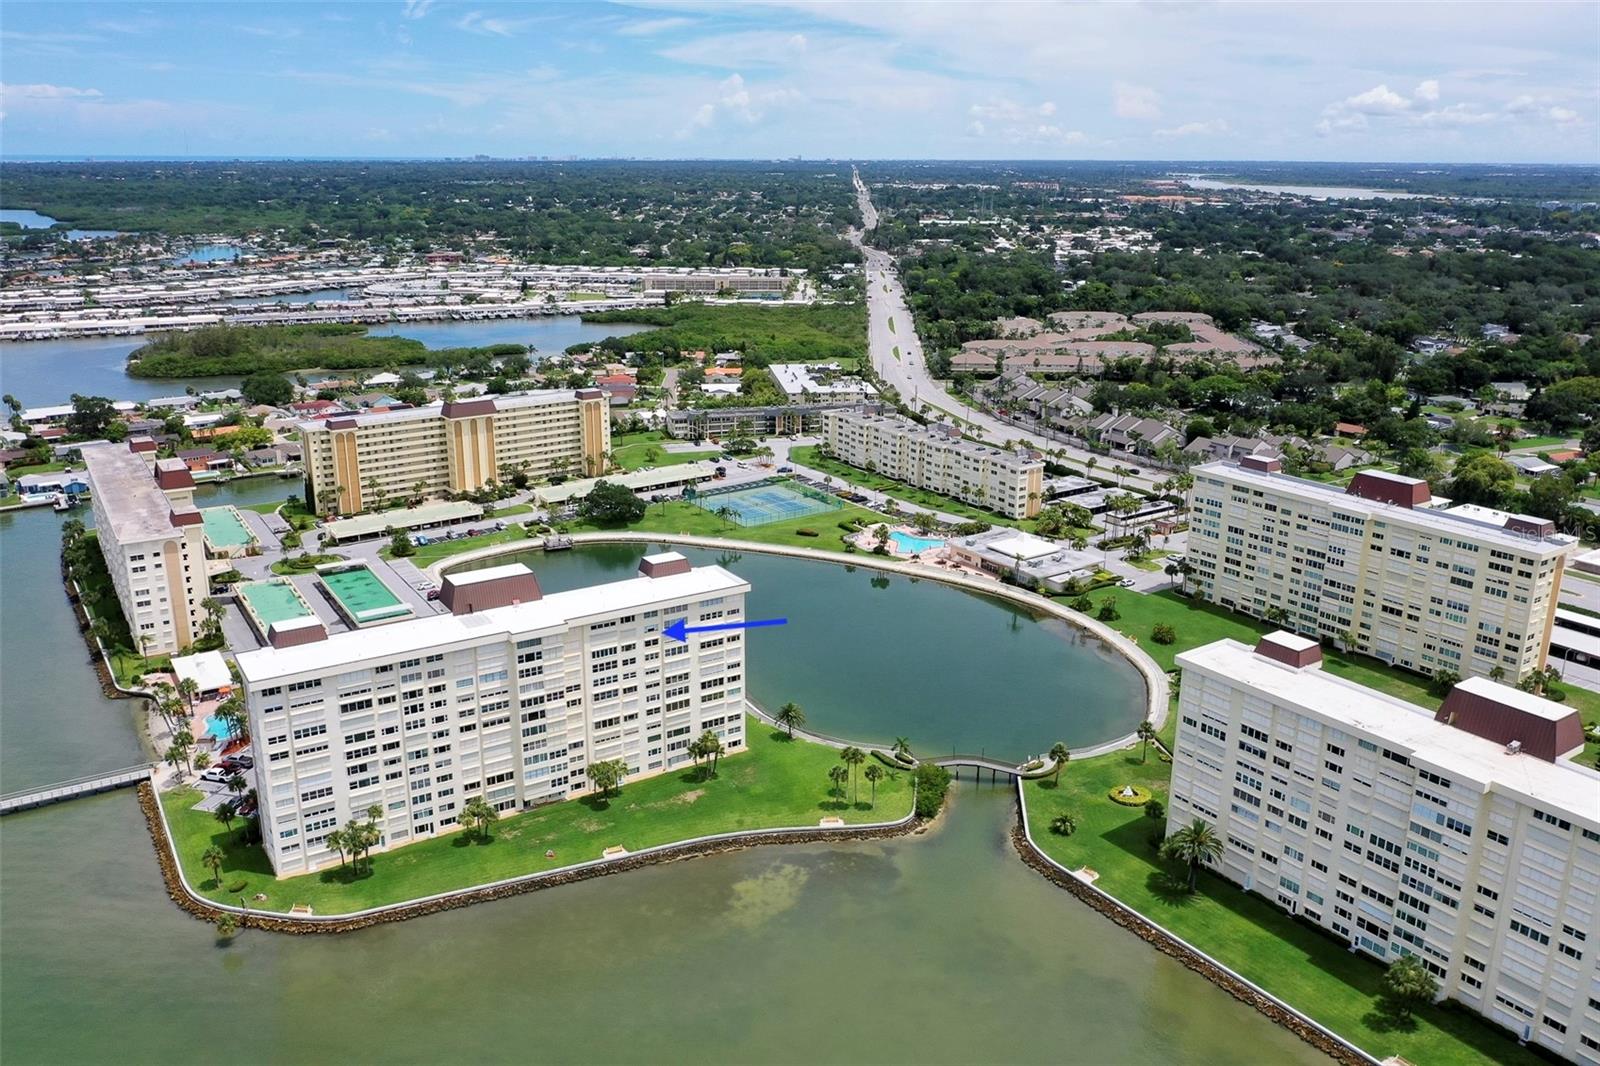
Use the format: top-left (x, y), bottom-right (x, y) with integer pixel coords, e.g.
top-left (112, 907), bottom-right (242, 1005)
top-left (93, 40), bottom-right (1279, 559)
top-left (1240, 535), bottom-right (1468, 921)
top-left (459, 543), bottom-right (1148, 760)
top-left (0, 786), bottom-right (1324, 1065)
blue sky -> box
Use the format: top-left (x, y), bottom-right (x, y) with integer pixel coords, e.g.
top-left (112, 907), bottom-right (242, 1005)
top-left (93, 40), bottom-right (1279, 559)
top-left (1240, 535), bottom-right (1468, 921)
top-left (2, 1), bottom-right (1596, 162)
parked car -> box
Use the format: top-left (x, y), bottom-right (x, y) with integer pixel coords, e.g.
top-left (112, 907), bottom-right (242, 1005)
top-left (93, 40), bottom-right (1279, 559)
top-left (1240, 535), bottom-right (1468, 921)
top-left (232, 755), bottom-right (254, 769)
top-left (1118, 577), bottom-right (1137, 588)
top-left (426, 589), bottom-right (441, 601)
top-left (199, 767), bottom-right (229, 784)
top-left (777, 465), bottom-right (794, 473)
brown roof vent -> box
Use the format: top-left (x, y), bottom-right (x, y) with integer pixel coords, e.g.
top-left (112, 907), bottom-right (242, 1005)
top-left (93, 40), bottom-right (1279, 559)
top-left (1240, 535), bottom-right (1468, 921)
top-left (1505, 514), bottom-right (1555, 538)
top-left (1239, 454), bottom-right (1282, 473)
top-left (127, 436), bottom-right (157, 454)
top-left (268, 617), bottom-right (327, 648)
top-left (153, 458), bottom-right (195, 490)
top-left (639, 552), bottom-right (692, 579)
top-left (575, 388), bottom-right (604, 401)
top-left (1435, 678), bottom-right (1585, 762)
top-left (1254, 630), bottom-right (1323, 669)
top-left (1346, 470), bottom-right (1430, 508)
top-left (440, 564), bottom-right (542, 615)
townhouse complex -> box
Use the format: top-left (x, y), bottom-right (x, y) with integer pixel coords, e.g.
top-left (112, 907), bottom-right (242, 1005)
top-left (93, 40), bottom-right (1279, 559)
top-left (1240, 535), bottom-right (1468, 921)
top-left (1186, 457), bottom-right (1574, 681)
top-left (1170, 634), bottom-right (1600, 1061)
top-left (234, 553), bottom-right (749, 877)
top-left (299, 389), bottom-right (610, 514)
top-left (81, 439), bottom-right (208, 656)
top-left (821, 410), bottom-right (1044, 519)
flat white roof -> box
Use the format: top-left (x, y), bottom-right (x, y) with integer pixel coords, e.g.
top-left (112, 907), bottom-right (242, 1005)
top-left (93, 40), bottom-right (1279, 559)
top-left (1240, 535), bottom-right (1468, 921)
top-left (444, 563), bottom-right (530, 588)
top-left (535, 462), bottom-right (717, 505)
top-left (982, 531), bottom-right (1061, 561)
top-left (1177, 639), bottom-right (1600, 821)
top-left (171, 650), bottom-right (232, 692)
top-left (325, 500), bottom-right (483, 539)
top-left (237, 564), bottom-right (749, 685)
top-left (82, 443), bottom-right (193, 542)
top-left (1194, 462), bottom-right (1571, 554)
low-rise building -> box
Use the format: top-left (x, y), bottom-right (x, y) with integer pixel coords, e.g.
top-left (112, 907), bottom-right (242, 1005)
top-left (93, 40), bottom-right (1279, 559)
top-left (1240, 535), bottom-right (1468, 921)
top-left (1170, 633), bottom-right (1600, 1061)
top-left (947, 528), bottom-right (1096, 591)
top-left (664, 403), bottom-right (870, 441)
top-left (236, 554), bottom-right (750, 876)
top-left (821, 410), bottom-right (1044, 519)
top-left (767, 363), bottom-right (878, 403)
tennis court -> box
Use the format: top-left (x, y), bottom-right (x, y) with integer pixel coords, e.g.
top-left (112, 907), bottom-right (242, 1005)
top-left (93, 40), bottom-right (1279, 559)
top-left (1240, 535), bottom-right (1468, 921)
top-left (693, 480), bottom-right (842, 527)
top-left (320, 566), bottom-right (412, 625)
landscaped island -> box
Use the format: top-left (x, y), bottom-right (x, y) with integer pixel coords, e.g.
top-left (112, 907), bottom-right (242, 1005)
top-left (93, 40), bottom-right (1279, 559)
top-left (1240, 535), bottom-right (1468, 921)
top-left (159, 716), bottom-right (912, 916)
top-left (126, 323), bottom-right (527, 378)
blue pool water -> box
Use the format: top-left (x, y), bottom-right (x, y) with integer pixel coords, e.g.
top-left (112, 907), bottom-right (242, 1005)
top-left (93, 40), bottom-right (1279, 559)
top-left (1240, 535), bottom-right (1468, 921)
top-left (889, 531), bottom-right (945, 554)
top-left (204, 715), bottom-right (234, 741)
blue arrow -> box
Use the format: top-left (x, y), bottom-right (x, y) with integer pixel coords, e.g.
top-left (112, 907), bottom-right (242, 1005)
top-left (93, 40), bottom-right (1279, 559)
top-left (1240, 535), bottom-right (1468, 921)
top-left (663, 617), bottom-right (787, 643)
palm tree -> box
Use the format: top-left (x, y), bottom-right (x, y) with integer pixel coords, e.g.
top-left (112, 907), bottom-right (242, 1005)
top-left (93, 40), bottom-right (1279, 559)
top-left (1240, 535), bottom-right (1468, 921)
top-left (703, 730), bottom-right (725, 777)
top-left (827, 764), bottom-right (849, 800)
top-left (864, 764), bottom-right (886, 806)
top-left (1489, 665), bottom-right (1506, 682)
top-left (841, 747), bottom-right (867, 803)
top-left (214, 799), bottom-right (239, 843)
top-left (1136, 720), bottom-right (1158, 763)
top-left (1162, 818), bottom-right (1224, 891)
top-left (201, 845), bottom-right (226, 888)
top-left (193, 751), bottom-right (211, 774)
top-left (1049, 813), bottom-right (1077, 837)
top-left (325, 826), bottom-right (349, 870)
top-left (215, 912), bottom-right (240, 941)
top-left (225, 773), bottom-right (247, 800)
top-left (1048, 742), bottom-right (1070, 785)
top-left (714, 505), bottom-right (738, 531)
top-left (176, 677), bottom-right (200, 714)
top-left (892, 737), bottom-right (913, 763)
top-left (775, 701), bottom-right (806, 738)
top-left (457, 796), bottom-right (498, 842)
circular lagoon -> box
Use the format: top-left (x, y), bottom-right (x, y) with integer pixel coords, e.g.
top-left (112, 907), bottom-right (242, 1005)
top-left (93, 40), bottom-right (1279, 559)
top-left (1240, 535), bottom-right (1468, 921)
top-left (454, 543), bottom-right (1148, 760)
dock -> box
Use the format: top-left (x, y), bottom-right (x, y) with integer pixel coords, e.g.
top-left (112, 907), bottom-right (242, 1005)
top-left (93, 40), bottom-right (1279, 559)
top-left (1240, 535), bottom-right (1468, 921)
top-left (0, 765), bottom-right (155, 815)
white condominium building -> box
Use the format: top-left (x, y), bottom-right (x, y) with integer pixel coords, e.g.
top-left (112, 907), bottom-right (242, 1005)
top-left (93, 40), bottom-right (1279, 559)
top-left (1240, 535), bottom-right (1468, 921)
top-left (821, 410), bottom-right (1044, 518)
top-left (299, 389), bottom-right (610, 515)
top-left (1186, 457), bottom-right (1574, 681)
top-left (81, 439), bottom-right (208, 656)
top-left (235, 553), bottom-right (749, 877)
top-left (1170, 634), bottom-right (1600, 1062)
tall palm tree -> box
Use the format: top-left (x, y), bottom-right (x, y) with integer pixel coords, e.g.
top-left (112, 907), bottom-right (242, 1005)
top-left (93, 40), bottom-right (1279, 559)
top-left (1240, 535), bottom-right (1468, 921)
top-left (775, 702), bottom-right (806, 738)
top-left (1136, 720), bottom-right (1158, 763)
top-left (828, 764), bottom-right (849, 800)
top-left (841, 747), bottom-right (867, 803)
top-left (176, 677), bottom-right (200, 714)
top-left (1048, 742), bottom-right (1070, 785)
top-left (214, 800), bottom-right (239, 843)
top-left (201, 845), bottom-right (226, 888)
top-left (891, 737), bottom-right (913, 762)
top-left (1162, 818), bottom-right (1224, 891)
top-left (864, 764), bottom-right (885, 806)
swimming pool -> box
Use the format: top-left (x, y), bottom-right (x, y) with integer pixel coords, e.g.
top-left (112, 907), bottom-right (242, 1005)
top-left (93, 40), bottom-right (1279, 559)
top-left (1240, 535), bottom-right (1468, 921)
top-left (201, 506), bottom-right (255, 551)
top-left (204, 715), bottom-right (234, 742)
top-left (889, 531), bottom-right (945, 554)
top-left (320, 566), bottom-right (412, 625)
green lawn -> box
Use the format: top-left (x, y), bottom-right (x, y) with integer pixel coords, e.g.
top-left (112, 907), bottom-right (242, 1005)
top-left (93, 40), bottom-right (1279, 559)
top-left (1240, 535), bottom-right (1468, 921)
top-left (160, 716), bottom-right (911, 915)
top-left (565, 498), bottom-right (886, 554)
top-left (0, 493), bottom-right (22, 508)
top-left (1021, 759), bottom-right (1541, 1066)
top-left (111, 649), bottom-right (171, 688)
top-left (239, 498), bottom-right (291, 515)
top-left (8, 460), bottom-right (68, 477)
top-left (610, 432), bottom-right (719, 472)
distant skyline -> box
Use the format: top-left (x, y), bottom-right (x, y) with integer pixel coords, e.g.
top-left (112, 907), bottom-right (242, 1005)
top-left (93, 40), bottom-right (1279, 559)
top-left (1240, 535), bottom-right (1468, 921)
top-left (2, 1), bottom-right (1597, 164)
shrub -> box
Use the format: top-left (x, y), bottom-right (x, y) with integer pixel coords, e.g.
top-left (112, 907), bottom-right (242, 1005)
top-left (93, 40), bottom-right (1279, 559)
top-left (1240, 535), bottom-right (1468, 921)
top-left (1069, 594), bottom-right (1093, 612)
top-left (1151, 622), bottom-right (1176, 645)
top-left (1096, 596), bottom-right (1121, 622)
top-left (1050, 813), bottom-right (1077, 836)
top-left (796, 528), bottom-right (819, 537)
top-left (1107, 784), bottom-right (1153, 806)
top-left (837, 520), bottom-right (857, 531)
top-left (912, 763), bottom-right (952, 819)
top-left (226, 879), bottom-right (249, 894)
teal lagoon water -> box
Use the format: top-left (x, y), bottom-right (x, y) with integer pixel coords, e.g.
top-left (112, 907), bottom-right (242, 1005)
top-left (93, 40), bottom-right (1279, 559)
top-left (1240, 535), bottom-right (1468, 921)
top-left (458, 543), bottom-right (1147, 759)
top-left (0, 785), bottom-right (1324, 1065)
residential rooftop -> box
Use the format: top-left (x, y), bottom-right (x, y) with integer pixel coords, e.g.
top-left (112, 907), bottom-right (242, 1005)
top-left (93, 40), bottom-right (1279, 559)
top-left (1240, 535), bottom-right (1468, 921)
top-left (1178, 638), bottom-right (1600, 820)
top-left (236, 560), bottom-right (749, 685)
top-left (81, 442), bottom-right (198, 542)
top-left (296, 389), bottom-right (588, 433)
top-left (832, 411), bottom-right (1043, 470)
top-left (1194, 460), bottom-right (1576, 553)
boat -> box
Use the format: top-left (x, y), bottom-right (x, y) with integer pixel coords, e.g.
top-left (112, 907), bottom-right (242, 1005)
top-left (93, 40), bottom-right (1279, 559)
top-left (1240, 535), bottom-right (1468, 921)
top-left (52, 493), bottom-right (72, 512)
top-left (545, 534), bottom-right (573, 551)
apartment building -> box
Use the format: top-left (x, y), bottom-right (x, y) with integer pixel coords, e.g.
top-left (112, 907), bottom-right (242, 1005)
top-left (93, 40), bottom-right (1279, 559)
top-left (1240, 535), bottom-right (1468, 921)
top-left (642, 271), bottom-right (787, 294)
top-left (299, 390), bottom-right (609, 514)
top-left (664, 402), bottom-right (873, 441)
top-left (81, 439), bottom-right (208, 656)
top-left (1169, 634), bottom-right (1600, 1062)
top-left (1186, 457), bottom-right (1574, 681)
top-left (234, 553), bottom-right (750, 877)
top-left (821, 410), bottom-right (1044, 519)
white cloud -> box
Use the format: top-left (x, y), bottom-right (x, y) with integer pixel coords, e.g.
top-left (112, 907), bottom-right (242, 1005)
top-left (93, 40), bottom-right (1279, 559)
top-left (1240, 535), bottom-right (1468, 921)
top-left (1415, 103), bottom-right (1496, 127)
top-left (617, 17), bottom-right (694, 37)
top-left (1, 82), bottom-right (103, 100)
top-left (1155, 118), bottom-right (1230, 138)
top-left (1113, 81), bottom-right (1161, 120)
top-left (1414, 78), bottom-right (1441, 102)
top-left (455, 11), bottom-right (547, 37)
top-left (402, 0), bottom-right (436, 19)
top-left (1342, 84), bottom-right (1411, 115)
top-left (676, 72), bottom-right (803, 137)
top-left (1548, 106), bottom-right (1583, 125)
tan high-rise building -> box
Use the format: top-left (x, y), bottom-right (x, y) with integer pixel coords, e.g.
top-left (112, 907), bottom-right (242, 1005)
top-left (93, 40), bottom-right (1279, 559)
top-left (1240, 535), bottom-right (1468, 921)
top-left (81, 439), bottom-right (209, 656)
top-left (821, 410), bottom-right (1044, 518)
top-left (299, 390), bottom-right (610, 514)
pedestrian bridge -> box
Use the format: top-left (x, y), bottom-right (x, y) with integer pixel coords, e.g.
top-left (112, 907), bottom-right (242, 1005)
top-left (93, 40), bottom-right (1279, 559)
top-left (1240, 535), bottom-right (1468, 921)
top-left (926, 754), bottom-right (1053, 780)
top-left (0, 765), bottom-right (155, 816)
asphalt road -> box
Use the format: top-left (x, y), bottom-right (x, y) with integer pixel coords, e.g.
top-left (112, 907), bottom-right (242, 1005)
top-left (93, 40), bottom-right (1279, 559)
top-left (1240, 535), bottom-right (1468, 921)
top-left (850, 170), bottom-right (1166, 495)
